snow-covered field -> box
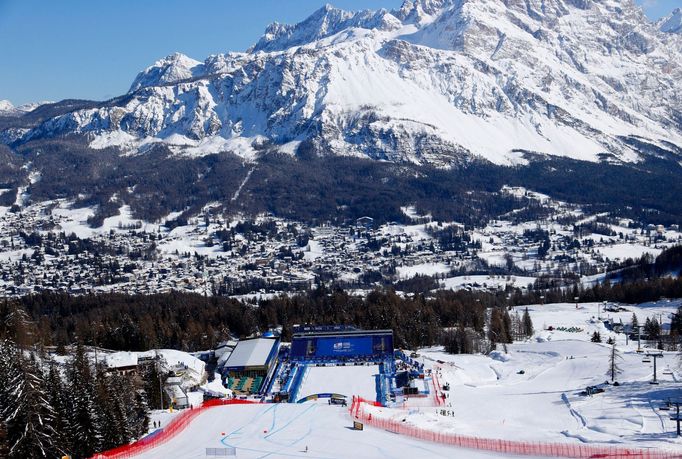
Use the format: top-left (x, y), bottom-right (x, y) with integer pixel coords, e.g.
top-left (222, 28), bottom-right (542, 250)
top-left (296, 364), bottom-right (379, 401)
top-left (396, 262), bottom-right (450, 279)
top-left (440, 274), bottom-right (536, 291)
top-left (136, 403), bottom-right (515, 459)
top-left (371, 301), bottom-right (682, 453)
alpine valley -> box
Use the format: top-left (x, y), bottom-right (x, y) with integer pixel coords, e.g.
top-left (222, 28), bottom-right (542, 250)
top-left (0, 0), bottom-right (682, 297)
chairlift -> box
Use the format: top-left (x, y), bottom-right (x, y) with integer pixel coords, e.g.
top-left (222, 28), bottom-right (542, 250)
top-left (642, 356), bottom-right (651, 363)
top-left (662, 367), bottom-right (673, 375)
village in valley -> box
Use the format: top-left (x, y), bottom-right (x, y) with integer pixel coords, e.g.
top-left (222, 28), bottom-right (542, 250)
top-left (1, 187), bottom-right (680, 299)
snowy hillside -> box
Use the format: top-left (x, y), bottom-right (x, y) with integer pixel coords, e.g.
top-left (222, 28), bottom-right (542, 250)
top-left (11, 0), bottom-right (682, 167)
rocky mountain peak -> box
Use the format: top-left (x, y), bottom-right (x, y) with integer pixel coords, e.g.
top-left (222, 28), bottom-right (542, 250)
top-left (129, 52), bottom-right (205, 93)
top-left (658, 8), bottom-right (682, 34)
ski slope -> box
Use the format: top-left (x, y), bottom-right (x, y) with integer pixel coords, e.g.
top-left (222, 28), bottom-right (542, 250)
top-left (389, 301), bottom-right (682, 452)
top-left (296, 364), bottom-right (379, 401)
top-left (133, 300), bottom-right (682, 458)
top-left (135, 403), bottom-right (513, 458)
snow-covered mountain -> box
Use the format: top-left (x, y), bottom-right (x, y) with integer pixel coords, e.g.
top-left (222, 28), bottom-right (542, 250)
top-left (9, 0), bottom-right (682, 167)
top-left (658, 8), bottom-right (682, 34)
top-left (0, 100), bottom-right (14, 113)
top-left (0, 99), bottom-right (49, 116)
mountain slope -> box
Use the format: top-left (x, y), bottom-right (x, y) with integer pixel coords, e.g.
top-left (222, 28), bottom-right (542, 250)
top-left (6, 0), bottom-right (681, 168)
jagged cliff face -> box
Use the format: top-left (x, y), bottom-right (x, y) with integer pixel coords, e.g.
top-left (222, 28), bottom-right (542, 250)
top-left (658, 8), bottom-right (681, 34)
top-left (9, 0), bottom-right (682, 167)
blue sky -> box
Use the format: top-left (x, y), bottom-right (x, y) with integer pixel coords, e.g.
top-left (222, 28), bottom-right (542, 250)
top-left (0, 0), bottom-right (677, 105)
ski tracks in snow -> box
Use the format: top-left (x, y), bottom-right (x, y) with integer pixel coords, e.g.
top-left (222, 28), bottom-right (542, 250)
top-left (231, 165), bottom-right (256, 203)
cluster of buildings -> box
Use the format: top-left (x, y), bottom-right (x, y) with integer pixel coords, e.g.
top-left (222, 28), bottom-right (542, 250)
top-left (0, 192), bottom-right (680, 298)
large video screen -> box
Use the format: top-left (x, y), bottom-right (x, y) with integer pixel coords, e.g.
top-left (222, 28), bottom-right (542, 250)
top-left (291, 333), bottom-right (393, 360)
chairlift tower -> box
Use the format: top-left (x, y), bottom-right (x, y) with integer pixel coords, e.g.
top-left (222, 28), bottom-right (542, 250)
top-left (645, 352), bottom-right (663, 385)
top-left (634, 324), bottom-right (644, 353)
top-left (669, 401), bottom-right (682, 436)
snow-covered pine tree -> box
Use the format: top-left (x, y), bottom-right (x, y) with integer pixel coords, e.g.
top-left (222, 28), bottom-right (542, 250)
top-left (109, 370), bottom-right (149, 442)
top-left (45, 361), bottom-right (72, 455)
top-left (0, 340), bottom-right (61, 458)
top-left (66, 345), bottom-right (104, 458)
top-left (0, 301), bottom-right (32, 346)
top-left (132, 390), bottom-right (150, 438)
top-left (95, 364), bottom-right (134, 450)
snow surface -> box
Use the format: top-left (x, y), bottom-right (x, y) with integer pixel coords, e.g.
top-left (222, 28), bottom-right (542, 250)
top-left (595, 243), bottom-right (662, 262)
top-left (440, 274), bottom-right (536, 291)
top-left (135, 403), bottom-right (515, 459)
top-left (377, 300), bottom-right (682, 452)
top-left (295, 364), bottom-right (379, 401)
top-left (396, 262), bottom-right (450, 279)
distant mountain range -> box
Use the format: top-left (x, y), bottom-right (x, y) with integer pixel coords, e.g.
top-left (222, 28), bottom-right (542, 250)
top-left (1, 0), bottom-right (681, 227)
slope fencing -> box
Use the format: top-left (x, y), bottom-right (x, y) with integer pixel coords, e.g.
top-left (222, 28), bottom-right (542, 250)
top-left (91, 398), bottom-right (258, 459)
top-left (350, 396), bottom-right (682, 459)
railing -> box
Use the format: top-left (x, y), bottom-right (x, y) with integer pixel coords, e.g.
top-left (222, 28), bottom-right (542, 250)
top-left (90, 398), bottom-right (258, 459)
top-left (349, 396), bottom-right (682, 459)
top-left (287, 364), bottom-right (308, 402)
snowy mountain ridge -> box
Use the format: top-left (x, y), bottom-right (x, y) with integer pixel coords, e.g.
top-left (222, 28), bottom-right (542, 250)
top-left (0, 100), bottom-right (14, 113)
top-left (8, 0), bottom-right (682, 167)
top-left (658, 8), bottom-right (682, 34)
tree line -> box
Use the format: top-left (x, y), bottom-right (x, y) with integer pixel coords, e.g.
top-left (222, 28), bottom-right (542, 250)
top-left (0, 304), bottom-right (150, 458)
top-left (10, 246), bottom-right (682, 354)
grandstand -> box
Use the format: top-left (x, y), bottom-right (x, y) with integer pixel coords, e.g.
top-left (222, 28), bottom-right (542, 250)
top-left (290, 326), bottom-right (393, 362)
top-left (221, 337), bottom-right (280, 394)
top-left (265, 326), bottom-right (396, 404)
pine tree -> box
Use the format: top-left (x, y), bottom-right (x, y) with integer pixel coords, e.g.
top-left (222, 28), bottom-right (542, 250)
top-left (0, 340), bottom-right (61, 458)
top-left (95, 365), bottom-right (123, 451)
top-left (511, 311), bottom-right (522, 340)
top-left (608, 343), bottom-right (623, 382)
top-left (0, 301), bottom-right (33, 346)
top-left (630, 313), bottom-right (639, 333)
top-left (672, 306), bottom-right (682, 336)
top-left (591, 331), bottom-right (602, 343)
top-left (66, 345), bottom-right (103, 458)
top-left (132, 390), bottom-right (150, 438)
top-left (522, 307), bottom-right (534, 337)
top-left (0, 422), bottom-right (9, 458)
top-left (502, 309), bottom-right (512, 343)
top-left (643, 317), bottom-right (661, 339)
top-left (45, 362), bottom-right (72, 455)
top-left (141, 361), bottom-right (166, 411)
top-left (488, 308), bottom-right (504, 347)
top-left (114, 371), bottom-right (149, 441)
